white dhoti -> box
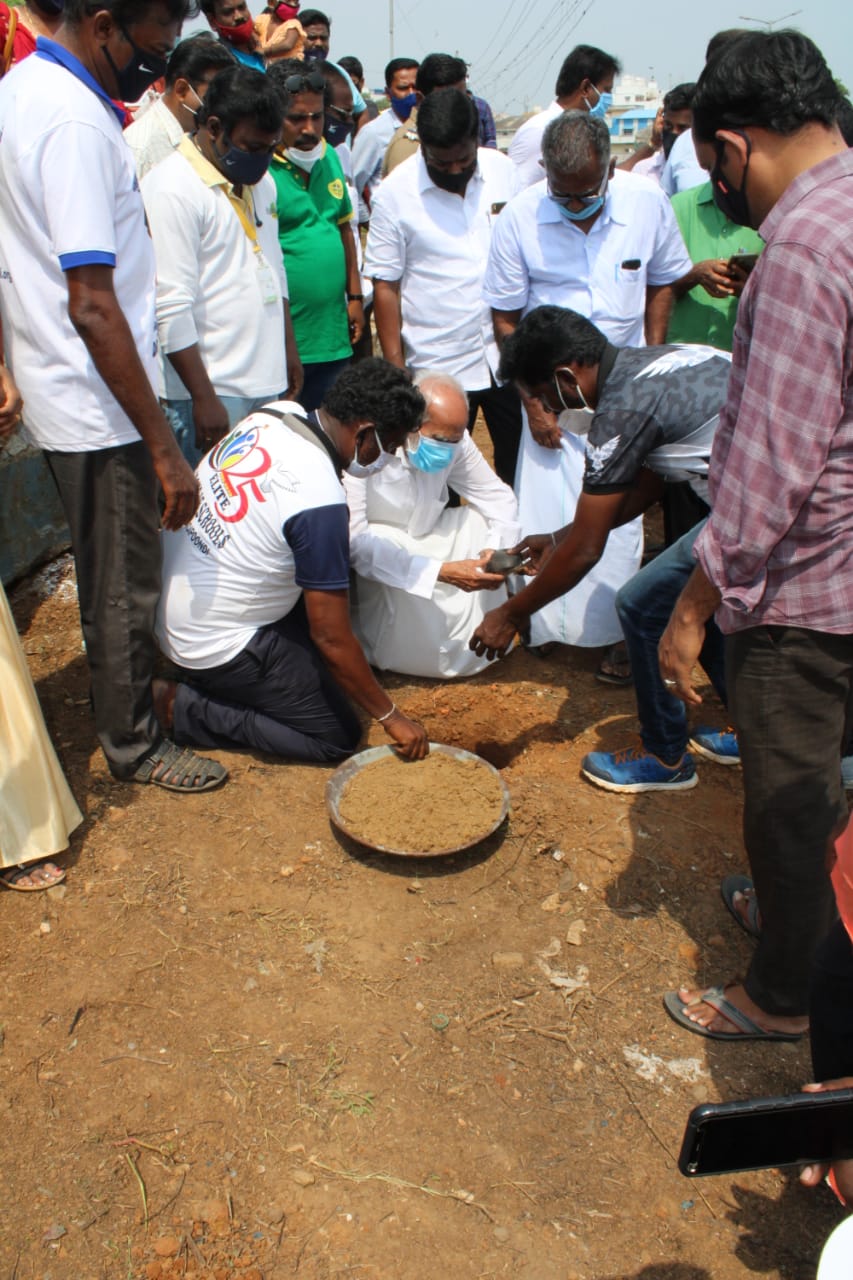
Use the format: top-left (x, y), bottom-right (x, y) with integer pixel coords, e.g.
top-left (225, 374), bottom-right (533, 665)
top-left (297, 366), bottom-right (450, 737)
top-left (353, 506), bottom-right (508, 679)
top-left (0, 583), bottom-right (83, 868)
top-left (515, 417), bottom-right (643, 647)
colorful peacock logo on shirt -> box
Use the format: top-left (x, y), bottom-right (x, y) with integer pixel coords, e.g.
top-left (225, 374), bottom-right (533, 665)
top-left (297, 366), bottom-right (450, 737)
top-left (207, 424), bottom-right (273, 523)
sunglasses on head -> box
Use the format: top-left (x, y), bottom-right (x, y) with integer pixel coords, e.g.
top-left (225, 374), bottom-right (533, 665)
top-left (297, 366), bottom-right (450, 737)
top-left (284, 70), bottom-right (326, 94)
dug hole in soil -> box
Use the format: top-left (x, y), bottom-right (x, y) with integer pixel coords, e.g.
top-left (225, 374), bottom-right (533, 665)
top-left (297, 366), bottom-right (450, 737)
top-left (2, 539), bottom-right (845, 1279)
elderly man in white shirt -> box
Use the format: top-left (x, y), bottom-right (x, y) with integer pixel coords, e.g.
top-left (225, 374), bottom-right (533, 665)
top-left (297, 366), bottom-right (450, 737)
top-left (483, 111), bottom-right (691, 653)
top-left (345, 372), bottom-right (520, 679)
top-left (141, 64), bottom-right (302, 466)
top-left (125, 34), bottom-right (233, 179)
top-left (508, 44), bottom-right (620, 189)
top-left (365, 88), bottom-right (522, 486)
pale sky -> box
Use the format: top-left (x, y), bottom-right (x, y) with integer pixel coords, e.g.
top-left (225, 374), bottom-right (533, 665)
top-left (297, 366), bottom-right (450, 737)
top-left (219, 0), bottom-right (852, 115)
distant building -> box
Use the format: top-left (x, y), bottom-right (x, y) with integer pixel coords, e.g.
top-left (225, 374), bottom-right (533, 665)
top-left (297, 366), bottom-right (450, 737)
top-left (609, 105), bottom-right (659, 157)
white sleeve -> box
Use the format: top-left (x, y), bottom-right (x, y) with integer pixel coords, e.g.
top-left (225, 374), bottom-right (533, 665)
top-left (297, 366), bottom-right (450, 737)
top-left (449, 434), bottom-right (521, 546)
top-left (344, 472), bottom-right (442, 598)
top-left (140, 171), bottom-right (202, 353)
top-left (31, 122), bottom-right (123, 266)
top-left (257, 173), bottom-right (288, 298)
top-left (661, 130), bottom-right (706, 197)
top-left (645, 190), bottom-right (693, 285)
top-left (363, 185), bottom-right (405, 282)
top-left (507, 117), bottom-right (545, 189)
top-left (352, 119), bottom-right (385, 197)
top-left (482, 203), bottom-right (530, 312)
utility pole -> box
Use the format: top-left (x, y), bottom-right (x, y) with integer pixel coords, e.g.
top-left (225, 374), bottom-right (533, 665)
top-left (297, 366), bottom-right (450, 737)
top-left (389, 0), bottom-right (394, 57)
top-left (738, 10), bottom-right (803, 29)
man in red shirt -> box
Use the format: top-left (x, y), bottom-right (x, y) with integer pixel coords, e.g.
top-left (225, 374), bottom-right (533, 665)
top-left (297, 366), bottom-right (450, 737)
top-left (660, 31), bottom-right (852, 1042)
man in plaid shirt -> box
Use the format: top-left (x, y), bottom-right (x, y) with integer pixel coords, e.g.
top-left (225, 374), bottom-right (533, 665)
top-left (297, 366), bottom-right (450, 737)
top-left (659, 30), bottom-right (853, 1043)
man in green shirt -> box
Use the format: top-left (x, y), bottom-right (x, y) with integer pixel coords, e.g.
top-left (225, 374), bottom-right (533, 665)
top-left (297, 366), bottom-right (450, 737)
top-left (667, 180), bottom-right (763, 351)
top-left (268, 61), bottom-right (364, 408)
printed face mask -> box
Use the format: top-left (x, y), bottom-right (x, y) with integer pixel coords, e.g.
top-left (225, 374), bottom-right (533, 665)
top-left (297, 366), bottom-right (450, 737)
top-left (324, 116), bottom-right (353, 147)
top-left (406, 435), bottom-right (456, 473)
top-left (102, 31), bottom-right (167, 102)
top-left (215, 135), bottom-right (272, 185)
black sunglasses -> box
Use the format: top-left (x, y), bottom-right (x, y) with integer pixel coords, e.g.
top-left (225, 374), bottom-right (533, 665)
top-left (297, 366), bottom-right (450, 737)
top-left (284, 71), bottom-right (326, 94)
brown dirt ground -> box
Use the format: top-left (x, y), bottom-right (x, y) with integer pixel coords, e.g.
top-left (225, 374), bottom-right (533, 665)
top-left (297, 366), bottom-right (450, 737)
top-left (2, 536), bottom-right (846, 1280)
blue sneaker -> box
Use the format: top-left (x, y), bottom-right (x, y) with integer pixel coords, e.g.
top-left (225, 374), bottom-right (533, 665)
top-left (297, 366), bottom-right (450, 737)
top-left (688, 727), bottom-right (740, 766)
top-left (581, 746), bottom-right (697, 793)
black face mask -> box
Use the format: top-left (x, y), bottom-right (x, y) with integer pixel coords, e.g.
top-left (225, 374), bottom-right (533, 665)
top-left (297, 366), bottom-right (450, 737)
top-left (426, 161), bottom-right (476, 195)
top-left (103, 30), bottom-right (167, 102)
top-left (324, 117), bottom-right (353, 147)
top-left (303, 45), bottom-right (326, 62)
top-left (710, 132), bottom-right (753, 227)
top-left (661, 128), bottom-right (677, 159)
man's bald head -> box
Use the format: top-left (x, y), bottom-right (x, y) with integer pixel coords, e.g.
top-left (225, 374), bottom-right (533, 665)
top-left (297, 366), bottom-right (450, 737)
top-left (415, 373), bottom-right (470, 441)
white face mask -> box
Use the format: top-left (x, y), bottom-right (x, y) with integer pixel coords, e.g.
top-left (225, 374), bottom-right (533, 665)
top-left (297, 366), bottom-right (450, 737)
top-left (180, 84), bottom-right (204, 121)
top-left (346, 428), bottom-right (393, 478)
top-left (554, 366), bottom-right (594, 413)
top-left (285, 140), bottom-right (324, 171)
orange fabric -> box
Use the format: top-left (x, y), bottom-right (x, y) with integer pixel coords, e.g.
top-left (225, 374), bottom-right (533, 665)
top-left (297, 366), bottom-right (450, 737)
top-left (253, 12), bottom-right (305, 61)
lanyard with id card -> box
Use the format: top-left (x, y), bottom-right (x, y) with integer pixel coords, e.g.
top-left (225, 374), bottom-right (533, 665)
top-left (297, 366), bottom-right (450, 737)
top-left (227, 187), bottom-right (281, 307)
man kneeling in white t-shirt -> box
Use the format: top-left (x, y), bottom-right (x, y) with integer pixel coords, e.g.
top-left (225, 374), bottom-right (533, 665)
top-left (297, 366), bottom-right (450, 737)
top-left (154, 360), bottom-right (430, 763)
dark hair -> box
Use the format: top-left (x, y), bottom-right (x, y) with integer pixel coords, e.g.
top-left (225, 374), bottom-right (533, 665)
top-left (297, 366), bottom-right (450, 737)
top-left (299, 7), bottom-right (329, 28)
top-left (165, 33), bottom-right (233, 89)
top-left (415, 52), bottom-right (467, 96)
top-left (65, 0), bottom-right (198, 26)
top-left (267, 57), bottom-right (325, 110)
top-left (316, 59), bottom-right (349, 105)
top-left (499, 307), bottom-right (608, 386)
top-left (417, 87), bottom-right (478, 149)
top-left (837, 97), bottom-right (853, 147)
top-left (197, 64), bottom-right (285, 134)
top-left (663, 82), bottom-right (695, 114)
top-left (705, 28), bottom-right (750, 63)
top-left (322, 359), bottom-right (425, 440)
top-left (338, 55), bottom-right (363, 81)
top-left (692, 30), bottom-right (842, 142)
top-left (384, 56), bottom-right (419, 87)
top-left (555, 44), bottom-right (620, 100)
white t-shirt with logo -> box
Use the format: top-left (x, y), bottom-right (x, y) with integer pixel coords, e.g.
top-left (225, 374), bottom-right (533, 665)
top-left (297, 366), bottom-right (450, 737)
top-left (156, 405), bottom-right (351, 670)
top-left (0, 45), bottom-right (158, 451)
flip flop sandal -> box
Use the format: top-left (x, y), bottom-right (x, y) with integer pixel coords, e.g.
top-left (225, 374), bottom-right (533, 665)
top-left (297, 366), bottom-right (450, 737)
top-left (1, 861), bottom-right (67, 892)
top-left (132, 741), bottom-right (228, 793)
top-left (663, 985), bottom-right (804, 1042)
top-left (595, 644), bottom-right (633, 686)
top-left (721, 874), bottom-right (761, 939)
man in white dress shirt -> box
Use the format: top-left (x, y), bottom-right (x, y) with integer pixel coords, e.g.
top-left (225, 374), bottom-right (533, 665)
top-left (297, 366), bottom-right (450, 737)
top-left (125, 33), bottom-right (233, 178)
top-left (365, 88), bottom-right (522, 485)
top-left (345, 372), bottom-right (520, 678)
top-left (508, 44), bottom-right (620, 189)
top-left (483, 111), bottom-right (691, 650)
top-left (142, 64), bottom-right (302, 466)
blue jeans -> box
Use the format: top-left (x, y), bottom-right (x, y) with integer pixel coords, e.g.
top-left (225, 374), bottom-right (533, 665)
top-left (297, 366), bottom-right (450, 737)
top-left (164, 394), bottom-right (285, 468)
top-left (615, 520), bottom-right (727, 762)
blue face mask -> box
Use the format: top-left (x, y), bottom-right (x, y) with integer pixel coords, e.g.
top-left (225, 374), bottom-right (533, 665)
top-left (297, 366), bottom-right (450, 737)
top-left (553, 194), bottom-right (605, 222)
top-left (215, 134), bottom-right (272, 186)
top-left (585, 85), bottom-right (612, 119)
top-left (407, 435), bottom-right (456, 473)
top-left (390, 91), bottom-right (418, 121)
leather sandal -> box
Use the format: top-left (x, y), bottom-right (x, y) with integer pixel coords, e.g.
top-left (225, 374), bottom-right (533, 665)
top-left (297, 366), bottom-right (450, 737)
top-left (132, 740), bottom-right (228, 793)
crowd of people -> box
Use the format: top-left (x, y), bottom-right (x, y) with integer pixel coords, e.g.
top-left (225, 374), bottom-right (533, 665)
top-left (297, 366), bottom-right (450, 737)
top-left (0, 0), bottom-right (852, 1257)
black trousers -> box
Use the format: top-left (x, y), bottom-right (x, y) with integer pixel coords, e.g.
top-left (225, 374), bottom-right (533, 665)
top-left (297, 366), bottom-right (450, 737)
top-left (810, 920), bottom-right (853, 1081)
top-left (467, 380), bottom-right (523, 488)
top-left (45, 442), bottom-right (162, 779)
top-left (172, 605), bottom-right (363, 763)
top-left (727, 625), bottom-right (853, 1015)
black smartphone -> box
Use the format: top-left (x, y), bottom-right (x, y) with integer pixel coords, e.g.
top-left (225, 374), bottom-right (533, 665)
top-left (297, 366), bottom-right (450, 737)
top-left (728, 252), bottom-right (759, 273)
top-left (679, 1088), bottom-right (853, 1177)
